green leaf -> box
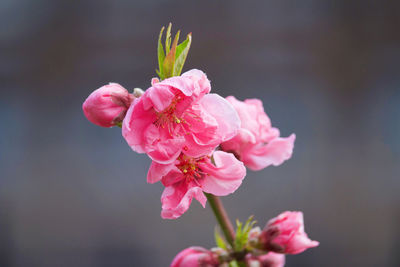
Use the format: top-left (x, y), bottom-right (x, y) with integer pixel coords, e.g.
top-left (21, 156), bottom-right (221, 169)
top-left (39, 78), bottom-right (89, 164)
top-left (214, 228), bottom-right (228, 250)
top-left (172, 30), bottom-right (180, 51)
top-left (163, 30), bottom-right (180, 79)
top-left (155, 23), bottom-right (192, 79)
top-left (234, 220), bottom-right (244, 251)
top-left (165, 22), bottom-right (172, 55)
top-left (243, 216), bottom-right (256, 234)
top-left (234, 216), bottom-right (256, 251)
top-left (229, 261), bottom-right (240, 267)
top-left (157, 26), bottom-right (165, 80)
top-left (172, 33), bottom-right (192, 76)
top-left (156, 69), bottom-right (162, 79)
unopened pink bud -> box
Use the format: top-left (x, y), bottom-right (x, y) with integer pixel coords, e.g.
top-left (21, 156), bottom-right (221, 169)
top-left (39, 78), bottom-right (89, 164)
top-left (246, 252), bottom-right (285, 267)
top-left (259, 211), bottom-right (319, 255)
top-left (171, 247), bottom-right (219, 267)
top-left (82, 83), bottom-right (133, 127)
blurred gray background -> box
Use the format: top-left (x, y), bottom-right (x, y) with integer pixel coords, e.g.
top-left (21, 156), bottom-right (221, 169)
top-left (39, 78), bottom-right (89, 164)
top-left (1, 0), bottom-right (399, 266)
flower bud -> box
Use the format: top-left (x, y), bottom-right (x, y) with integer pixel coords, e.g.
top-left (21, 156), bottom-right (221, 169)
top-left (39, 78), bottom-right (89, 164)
top-left (246, 252), bottom-right (285, 267)
top-left (248, 226), bottom-right (262, 247)
top-left (259, 211), bottom-right (319, 254)
top-left (82, 83), bottom-right (133, 127)
top-left (133, 88), bottom-right (144, 97)
top-left (171, 247), bottom-right (219, 267)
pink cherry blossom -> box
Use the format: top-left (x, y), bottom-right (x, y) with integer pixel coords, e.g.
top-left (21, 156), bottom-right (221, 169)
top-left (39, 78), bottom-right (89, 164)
top-left (83, 83), bottom-right (133, 127)
top-left (171, 247), bottom-right (219, 267)
top-left (246, 252), bottom-right (285, 267)
top-left (122, 69), bottom-right (240, 164)
top-left (259, 211), bottom-right (319, 254)
top-left (147, 151), bottom-right (246, 219)
top-left (220, 96), bottom-right (295, 171)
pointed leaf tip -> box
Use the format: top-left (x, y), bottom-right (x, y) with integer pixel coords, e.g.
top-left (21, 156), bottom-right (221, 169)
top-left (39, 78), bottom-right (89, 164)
top-left (214, 227), bottom-right (228, 250)
top-left (172, 32), bottom-right (192, 76)
top-left (165, 23), bottom-right (172, 54)
top-left (157, 26), bottom-right (166, 79)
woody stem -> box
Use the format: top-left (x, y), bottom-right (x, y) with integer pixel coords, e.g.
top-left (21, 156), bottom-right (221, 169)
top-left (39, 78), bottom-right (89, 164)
top-left (205, 193), bottom-right (235, 247)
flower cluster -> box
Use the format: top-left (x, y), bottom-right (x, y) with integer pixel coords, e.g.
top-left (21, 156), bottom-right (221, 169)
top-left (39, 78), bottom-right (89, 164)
top-left (122, 69), bottom-right (247, 219)
top-left (172, 211), bottom-right (318, 267)
top-left (82, 24), bottom-right (318, 266)
top-left (82, 67), bottom-right (294, 219)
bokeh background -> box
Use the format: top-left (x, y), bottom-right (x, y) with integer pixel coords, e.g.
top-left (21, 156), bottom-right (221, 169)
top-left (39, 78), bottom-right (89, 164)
top-left (1, 0), bottom-right (399, 266)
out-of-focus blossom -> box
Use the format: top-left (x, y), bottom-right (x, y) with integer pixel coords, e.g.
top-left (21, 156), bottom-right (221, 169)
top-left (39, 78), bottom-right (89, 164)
top-left (122, 69), bottom-right (240, 164)
top-left (83, 83), bottom-right (133, 127)
top-left (220, 96), bottom-right (295, 171)
top-left (171, 247), bottom-right (219, 267)
top-left (259, 211), bottom-right (319, 254)
top-left (147, 151), bottom-right (245, 219)
top-left (246, 252), bottom-right (285, 267)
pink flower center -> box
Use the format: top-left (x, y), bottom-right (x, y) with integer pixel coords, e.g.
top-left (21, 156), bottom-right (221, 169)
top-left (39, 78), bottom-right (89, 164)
top-left (176, 154), bottom-right (209, 183)
top-left (153, 93), bottom-right (201, 136)
top-left (154, 94), bottom-right (185, 135)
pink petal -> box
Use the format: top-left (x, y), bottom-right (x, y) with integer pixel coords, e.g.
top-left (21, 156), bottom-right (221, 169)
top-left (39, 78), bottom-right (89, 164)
top-left (243, 134), bottom-right (296, 171)
top-left (147, 136), bottom-right (185, 164)
top-left (161, 181), bottom-right (206, 219)
top-left (182, 105), bottom-right (219, 158)
top-left (171, 247), bottom-right (215, 267)
top-left (198, 94), bottom-right (241, 143)
top-left (122, 99), bottom-right (156, 154)
top-left (161, 76), bottom-right (195, 97)
top-left (181, 69), bottom-right (211, 95)
top-left (170, 248), bottom-right (196, 267)
top-left (140, 123), bottom-right (185, 164)
top-left (286, 233), bottom-right (320, 254)
top-left (263, 211), bottom-right (319, 255)
top-left (182, 138), bottom-right (216, 159)
top-left (220, 128), bottom-right (256, 157)
top-left (147, 161), bottom-right (177, 184)
top-left (183, 94), bottom-right (242, 158)
top-left (161, 168), bottom-right (185, 187)
top-left (199, 151), bottom-right (246, 196)
top-left (258, 252), bottom-right (285, 267)
top-left (268, 211), bottom-right (303, 227)
top-left (146, 84), bottom-right (176, 112)
top-left (227, 96), bottom-right (270, 138)
top-left (183, 104), bottom-right (218, 146)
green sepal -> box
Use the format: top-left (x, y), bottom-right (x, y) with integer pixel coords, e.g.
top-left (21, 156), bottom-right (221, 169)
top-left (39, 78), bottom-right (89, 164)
top-left (234, 216), bottom-right (256, 252)
top-left (172, 33), bottom-right (192, 76)
top-left (214, 227), bottom-right (228, 250)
